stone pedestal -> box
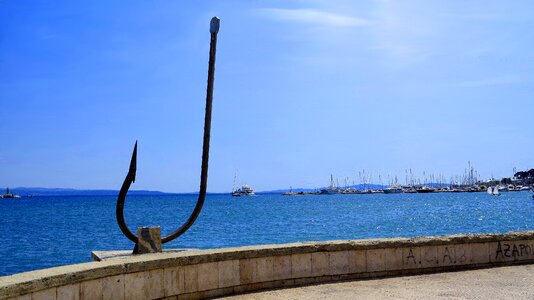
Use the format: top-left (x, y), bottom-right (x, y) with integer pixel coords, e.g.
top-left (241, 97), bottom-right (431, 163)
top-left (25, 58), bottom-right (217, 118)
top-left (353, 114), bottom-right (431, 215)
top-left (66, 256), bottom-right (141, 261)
top-left (137, 226), bottom-right (162, 254)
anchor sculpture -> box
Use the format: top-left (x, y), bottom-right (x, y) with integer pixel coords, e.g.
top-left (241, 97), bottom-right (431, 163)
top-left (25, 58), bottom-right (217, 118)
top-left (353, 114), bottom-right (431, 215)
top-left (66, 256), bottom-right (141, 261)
top-left (116, 17), bottom-right (220, 254)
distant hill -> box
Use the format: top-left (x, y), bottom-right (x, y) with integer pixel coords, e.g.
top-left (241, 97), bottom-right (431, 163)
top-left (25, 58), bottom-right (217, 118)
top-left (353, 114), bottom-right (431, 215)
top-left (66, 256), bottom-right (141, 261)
top-left (6, 187), bottom-right (172, 196)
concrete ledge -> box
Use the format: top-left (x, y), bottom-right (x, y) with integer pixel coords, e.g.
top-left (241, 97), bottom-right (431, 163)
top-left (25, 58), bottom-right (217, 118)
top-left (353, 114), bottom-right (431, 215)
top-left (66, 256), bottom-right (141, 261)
top-left (2, 231), bottom-right (534, 299)
top-left (91, 249), bottom-right (194, 261)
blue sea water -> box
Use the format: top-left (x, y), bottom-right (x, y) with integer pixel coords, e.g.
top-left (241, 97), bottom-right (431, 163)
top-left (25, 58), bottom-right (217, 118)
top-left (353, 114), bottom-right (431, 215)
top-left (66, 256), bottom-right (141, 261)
top-left (1, 192), bottom-right (534, 276)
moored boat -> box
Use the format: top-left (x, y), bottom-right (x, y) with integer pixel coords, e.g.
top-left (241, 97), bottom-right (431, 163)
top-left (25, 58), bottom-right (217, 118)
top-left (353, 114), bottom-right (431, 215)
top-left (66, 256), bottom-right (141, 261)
top-left (415, 186), bottom-right (435, 193)
top-left (320, 174), bottom-right (339, 195)
top-left (383, 186), bottom-right (403, 194)
top-left (232, 184), bottom-right (255, 197)
top-left (404, 188), bottom-right (417, 193)
top-left (1, 188), bottom-right (21, 199)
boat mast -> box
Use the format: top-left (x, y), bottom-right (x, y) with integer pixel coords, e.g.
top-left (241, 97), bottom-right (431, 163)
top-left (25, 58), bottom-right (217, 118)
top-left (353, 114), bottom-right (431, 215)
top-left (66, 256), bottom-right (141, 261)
top-left (232, 172), bottom-right (237, 193)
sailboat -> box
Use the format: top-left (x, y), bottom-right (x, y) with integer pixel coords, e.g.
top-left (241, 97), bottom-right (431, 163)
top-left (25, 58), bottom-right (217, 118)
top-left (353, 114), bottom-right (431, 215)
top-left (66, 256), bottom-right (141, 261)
top-left (320, 175), bottom-right (338, 194)
top-left (487, 186), bottom-right (500, 196)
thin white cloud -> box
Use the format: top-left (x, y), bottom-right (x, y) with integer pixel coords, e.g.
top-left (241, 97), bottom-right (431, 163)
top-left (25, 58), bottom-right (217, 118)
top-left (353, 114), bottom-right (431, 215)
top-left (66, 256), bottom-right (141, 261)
top-left (258, 8), bottom-right (370, 27)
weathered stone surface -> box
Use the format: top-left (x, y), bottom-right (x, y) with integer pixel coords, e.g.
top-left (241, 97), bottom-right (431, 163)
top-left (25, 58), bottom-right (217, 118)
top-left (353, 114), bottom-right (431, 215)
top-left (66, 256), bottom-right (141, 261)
top-left (197, 262), bottom-right (218, 291)
top-left (218, 260), bottom-right (239, 288)
top-left (256, 257), bottom-right (274, 282)
top-left (329, 251), bottom-right (350, 275)
top-left (272, 256), bottom-right (291, 281)
top-left (92, 248), bottom-right (192, 261)
top-left (124, 270), bottom-right (164, 300)
top-left (489, 240), bottom-right (534, 263)
top-left (4, 231), bottom-right (534, 299)
top-left (147, 270), bottom-right (164, 299)
top-left (366, 249), bottom-right (386, 272)
top-left (183, 265), bottom-right (198, 294)
top-left (239, 259), bottom-right (257, 284)
top-left (124, 271), bottom-right (147, 300)
top-left (311, 252), bottom-right (329, 277)
top-left (514, 240), bottom-right (534, 261)
top-left (291, 254), bottom-right (312, 278)
top-left (137, 226), bottom-right (162, 254)
top-left (455, 244), bottom-right (471, 265)
top-left (32, 288), bottom-right (56, 300)
top-left (164, 267), bottom-right (184, 296)
top-left (385, 248), bottom-right (403, 271)
top-left (471, 243), bottom-right (489, 264)
top-left (437, 244), bottom-right (471, 267)
top-left (102, 274), bottom-right (124, 300)
top-left (57, 284), bottom-right (79, 300)
top-left (438, 245), bottom-right (454, 266)
top-left (348, 250), bottom-right (366, 273)
top-left (402, 247), bottom-right (420, 269)
top-left (421, 246), bottom-right (438, 268)
top-left (8, 294), bottom-right (31, 300)
top-left (80, 279), bottom-right (102, 300)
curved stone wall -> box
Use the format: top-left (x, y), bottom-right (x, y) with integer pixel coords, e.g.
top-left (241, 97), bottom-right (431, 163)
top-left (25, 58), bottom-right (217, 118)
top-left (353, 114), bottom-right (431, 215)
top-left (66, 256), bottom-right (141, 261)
top-left (2, 231), bottom-right (534, 299)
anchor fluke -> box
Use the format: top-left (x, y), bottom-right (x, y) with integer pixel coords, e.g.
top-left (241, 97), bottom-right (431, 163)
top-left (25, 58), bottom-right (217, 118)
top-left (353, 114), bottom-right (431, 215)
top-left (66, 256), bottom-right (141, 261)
top-left (129, 141), bottom-right (137, 183)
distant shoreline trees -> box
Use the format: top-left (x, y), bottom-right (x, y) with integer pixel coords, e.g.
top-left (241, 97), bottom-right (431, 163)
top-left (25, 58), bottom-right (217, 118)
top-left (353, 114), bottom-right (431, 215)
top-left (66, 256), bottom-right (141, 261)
top-left (514, 169), bottom-right (534, 179)
top-left (507, 168), bottom-right (534, 185)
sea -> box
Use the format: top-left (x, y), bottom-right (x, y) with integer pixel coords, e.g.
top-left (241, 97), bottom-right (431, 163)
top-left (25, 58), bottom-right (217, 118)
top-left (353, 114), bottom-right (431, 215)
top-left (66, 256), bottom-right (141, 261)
top-left (1, 191), bottom-right (534, 276)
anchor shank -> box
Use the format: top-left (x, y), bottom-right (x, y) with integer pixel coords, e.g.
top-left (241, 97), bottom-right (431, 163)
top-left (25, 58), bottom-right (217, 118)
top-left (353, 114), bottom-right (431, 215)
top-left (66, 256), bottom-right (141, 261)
top-left (161, 17), bottom-right (220, 243)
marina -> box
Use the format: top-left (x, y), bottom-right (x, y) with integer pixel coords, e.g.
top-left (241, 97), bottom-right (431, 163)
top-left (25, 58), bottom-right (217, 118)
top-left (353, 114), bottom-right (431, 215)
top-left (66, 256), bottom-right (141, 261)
top-left (280, 165), bottom-right (534, 196)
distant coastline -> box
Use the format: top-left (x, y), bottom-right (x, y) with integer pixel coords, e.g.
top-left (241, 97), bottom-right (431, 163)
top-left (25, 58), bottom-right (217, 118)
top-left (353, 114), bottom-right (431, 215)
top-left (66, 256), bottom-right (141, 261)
top-left (5, 187), bottom-right (173, 197)
top-left (2, 186), bottom-right (392, 196)
top-left (3, 187), bottom-right (249, 197)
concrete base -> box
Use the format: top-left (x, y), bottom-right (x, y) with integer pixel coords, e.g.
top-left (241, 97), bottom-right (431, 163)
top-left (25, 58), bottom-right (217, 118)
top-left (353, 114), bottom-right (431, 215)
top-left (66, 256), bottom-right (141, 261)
top-left (91, 249), bottom-right (195, 261)
top-left (137, 226), bottom-right (162, 254)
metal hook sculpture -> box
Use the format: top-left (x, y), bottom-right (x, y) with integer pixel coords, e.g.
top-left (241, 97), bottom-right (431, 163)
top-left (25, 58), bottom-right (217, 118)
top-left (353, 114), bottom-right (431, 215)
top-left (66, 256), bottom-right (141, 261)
top-left (116, 17), bottom-right (220, 252)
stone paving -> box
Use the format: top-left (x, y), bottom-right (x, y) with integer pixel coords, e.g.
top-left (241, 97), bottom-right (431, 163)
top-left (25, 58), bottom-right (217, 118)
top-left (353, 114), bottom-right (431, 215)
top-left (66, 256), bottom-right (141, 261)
top-left (221, 264), bottom-right (534, 299)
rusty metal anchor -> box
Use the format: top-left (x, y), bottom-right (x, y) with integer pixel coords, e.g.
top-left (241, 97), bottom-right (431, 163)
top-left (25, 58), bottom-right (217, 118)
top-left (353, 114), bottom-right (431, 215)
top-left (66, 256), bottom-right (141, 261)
top-left (116, 17), bottom-right (220, 253)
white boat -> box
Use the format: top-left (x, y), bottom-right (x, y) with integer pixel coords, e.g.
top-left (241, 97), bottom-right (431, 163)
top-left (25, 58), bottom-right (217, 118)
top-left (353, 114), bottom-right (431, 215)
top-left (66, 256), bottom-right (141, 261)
top-left (498, 186), bottom-right (508, 193)
top-left (487, 186), bottom-right (500, 196)
top-left (232, 184), bottom-right (255, 196)
top-left (1, 188), bottom-right (21, 199)
top-left (416, 186), bottom-right (436, 193)
top-left (383, 186), bottom-right (403, 194)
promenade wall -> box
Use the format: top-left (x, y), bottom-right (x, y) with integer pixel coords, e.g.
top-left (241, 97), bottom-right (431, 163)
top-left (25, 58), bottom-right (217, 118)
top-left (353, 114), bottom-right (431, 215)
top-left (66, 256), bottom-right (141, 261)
top-left (2, 231), bottom-right (534, 299)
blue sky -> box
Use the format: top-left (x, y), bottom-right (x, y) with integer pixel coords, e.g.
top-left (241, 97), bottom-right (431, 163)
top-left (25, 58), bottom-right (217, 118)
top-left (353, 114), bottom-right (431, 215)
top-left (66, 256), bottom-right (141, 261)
top-left (1, 1), bottom-right (532, 192)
